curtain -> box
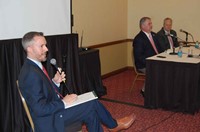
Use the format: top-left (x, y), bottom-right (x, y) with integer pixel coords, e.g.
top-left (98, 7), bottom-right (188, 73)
top-left (0, 34), bottom-right (82, 132)
top-left (0, 39), bottom-right (29, 132)
top-left (45, 34), bottom-right (82, 95)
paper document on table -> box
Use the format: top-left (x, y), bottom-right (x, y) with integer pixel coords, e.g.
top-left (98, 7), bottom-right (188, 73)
top-left (65, 91), bottom-right (98, 109)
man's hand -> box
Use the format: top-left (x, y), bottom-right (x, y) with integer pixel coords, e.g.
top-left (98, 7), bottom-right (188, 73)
top-left (52, 68), bottom-right (66, 84)
top-left (63, 94), bottom-right (78, 105)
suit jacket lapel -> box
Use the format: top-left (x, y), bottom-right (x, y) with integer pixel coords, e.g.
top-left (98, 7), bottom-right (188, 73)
top-left (26, 59), bottom-right (58, 98)
top-left (140, 31), bottom-right (158, 53)
top-left (140, 31), bottom-right (151, 45)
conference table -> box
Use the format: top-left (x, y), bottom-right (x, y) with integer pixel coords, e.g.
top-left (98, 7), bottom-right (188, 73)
top-left (144, 46), bottom-right (200, 114)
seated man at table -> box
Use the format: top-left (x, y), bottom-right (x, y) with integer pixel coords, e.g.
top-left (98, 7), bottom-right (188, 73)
top-left (18, 31), bottom-right (136, 132)
top-left (133, 17), bottom-right (162, 97)
top-left (157, 17), bottom-right (179, 51)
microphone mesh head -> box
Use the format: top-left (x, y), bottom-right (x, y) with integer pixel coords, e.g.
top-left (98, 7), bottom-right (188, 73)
top-left (50, 58), bottom-right (56, 65)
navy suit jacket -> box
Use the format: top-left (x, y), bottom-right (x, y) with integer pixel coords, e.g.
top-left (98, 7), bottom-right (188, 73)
top-left (18, 59), bottom-right (65, 132)
top-left (133, 31), bottom-right (162, 69)
top-left (157, 28), bottom-right (179, 51)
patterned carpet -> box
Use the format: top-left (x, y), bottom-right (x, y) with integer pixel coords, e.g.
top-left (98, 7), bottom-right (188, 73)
top-left (102, 70), bottom-right (145, 106)
top-left (82, 70), bottom-right (200, 132)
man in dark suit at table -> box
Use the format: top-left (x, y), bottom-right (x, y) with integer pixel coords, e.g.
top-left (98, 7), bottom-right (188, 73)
top-left (133, 17), bottom-right (162, 97)
top-left (18, 31), bottom-right (136, 132)
top-left (157, 17), bottom-right (179, 51)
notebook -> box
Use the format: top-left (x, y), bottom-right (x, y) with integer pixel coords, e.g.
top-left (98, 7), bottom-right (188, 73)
top-left (65, 91), bottom-right (98, 109)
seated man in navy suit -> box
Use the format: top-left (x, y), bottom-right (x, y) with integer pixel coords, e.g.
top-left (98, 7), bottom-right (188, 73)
top-left (133, 17), bottom-right (162, 97)
top-left (18, 31), bottom-right (136, 132)
top-left (157, 17), bottom-right (179, 51)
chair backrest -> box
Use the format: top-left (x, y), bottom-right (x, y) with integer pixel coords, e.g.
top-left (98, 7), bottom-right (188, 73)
top-left (16, 81), bottom-right (35, 132)
top-left (131, 49), bottom-right (140, 74)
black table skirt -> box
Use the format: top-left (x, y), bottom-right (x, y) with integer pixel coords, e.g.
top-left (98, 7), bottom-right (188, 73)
top-left (144, 60), bottom-right (200, 114)
top-left (79, 49), bottom-right (107, 97)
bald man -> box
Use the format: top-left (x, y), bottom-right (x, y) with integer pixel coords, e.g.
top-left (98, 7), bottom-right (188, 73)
top-left (157, 18), bottom-right (179, 51)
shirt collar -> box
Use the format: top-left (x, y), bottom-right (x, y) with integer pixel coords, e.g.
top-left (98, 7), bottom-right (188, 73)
top-left (164, 29), bottom-right (170, 34)
top-left (27, 57), bottom-right (43, 70)
top-left (142, 30), bottom-right (151, 38)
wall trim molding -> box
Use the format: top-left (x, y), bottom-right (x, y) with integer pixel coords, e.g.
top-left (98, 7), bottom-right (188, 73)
top-left (102, 66), bottom-right (133, 79)
top-left (88, 39), bottom-right (133, 49)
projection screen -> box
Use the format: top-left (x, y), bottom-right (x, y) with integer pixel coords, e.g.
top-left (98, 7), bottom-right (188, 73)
top-left (0, 0), bottom-right (71, 40)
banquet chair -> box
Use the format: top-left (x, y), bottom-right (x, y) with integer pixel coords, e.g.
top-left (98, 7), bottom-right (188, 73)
top-left (16, 81), bottom-right (35, 132)
top-left (129, 50), bottom-right (145, 92)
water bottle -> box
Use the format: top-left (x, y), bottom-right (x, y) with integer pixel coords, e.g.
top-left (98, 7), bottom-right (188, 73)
top-left (195, 41), bottom-right (199, 49)
top-left (177, 47), bottom-right (182, 57)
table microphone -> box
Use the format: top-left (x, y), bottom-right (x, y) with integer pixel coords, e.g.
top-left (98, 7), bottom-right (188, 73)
top-left (165, 33), bottom-right (178, 55)
top-left (180, 29), bottom-right (195, 44)
top-left (165, 33), bottom-right (186, 42)
top-left (180, 29), bottom-right (191, 35)
top-left (50, 58), bottom-right (72, 93)
top-left (169, 47), bottom-right (178, 55)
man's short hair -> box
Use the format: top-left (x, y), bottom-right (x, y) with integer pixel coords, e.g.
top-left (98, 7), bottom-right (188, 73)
top-left (139, 17), bottom-right (151, 29)
top-left (163, 17), bottom-right (172, 25)
top-left (22, 31), bottom-right (44, 50)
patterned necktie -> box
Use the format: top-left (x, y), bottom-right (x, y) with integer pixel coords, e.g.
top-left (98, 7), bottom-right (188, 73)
top-left (149, 33), bottom-right (159, 54)
top-left (42, 66), bottom-right (64, 98)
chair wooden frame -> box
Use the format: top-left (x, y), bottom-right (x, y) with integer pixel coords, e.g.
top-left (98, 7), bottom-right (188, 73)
top-left (129, 50), bottom-right (145, 92)
top-left (16, 81), bottom-right (35, 132)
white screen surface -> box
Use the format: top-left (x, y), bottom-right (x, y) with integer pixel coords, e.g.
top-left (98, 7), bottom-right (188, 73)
top-left (0, 0), bottom-right (71, 40)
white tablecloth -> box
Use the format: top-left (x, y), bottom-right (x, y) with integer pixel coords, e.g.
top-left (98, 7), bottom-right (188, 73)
top-left (147, 47), bottom-right (200, 64)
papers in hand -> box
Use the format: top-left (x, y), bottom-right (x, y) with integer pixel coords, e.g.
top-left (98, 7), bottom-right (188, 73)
top-left (65, 91), bottom-right (98, 109)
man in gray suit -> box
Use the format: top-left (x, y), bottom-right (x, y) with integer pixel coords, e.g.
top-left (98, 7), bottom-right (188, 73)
top-left (157, 18), bottom-right (179, 51)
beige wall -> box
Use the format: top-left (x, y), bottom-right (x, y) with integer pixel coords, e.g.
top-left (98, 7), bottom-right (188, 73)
top-left (72, 0), bottom-right (128, 75)
top-left (97, 43), bottom-right (128, 75)
top-left (128, 0), bottom-right (200, 40)
top-left (127, 42), bottom-right (133, 66)
top-left (73, 0), bottom-right (200, 74)
top-left (72, 0), bottom-right (128, 46)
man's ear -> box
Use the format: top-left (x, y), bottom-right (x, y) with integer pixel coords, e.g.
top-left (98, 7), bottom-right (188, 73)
top-left (26, 46), bottom-right (32, 53)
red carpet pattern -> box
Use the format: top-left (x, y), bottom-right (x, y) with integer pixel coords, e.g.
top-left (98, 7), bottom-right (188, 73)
top-left (103, 70), bottom-right (144, 105)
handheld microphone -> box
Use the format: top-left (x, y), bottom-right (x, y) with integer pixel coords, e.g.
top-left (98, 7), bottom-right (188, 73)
top-left (50, 58), bottom-right (71, 93)
top-left (50, 58), bottom-right (62, 74)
